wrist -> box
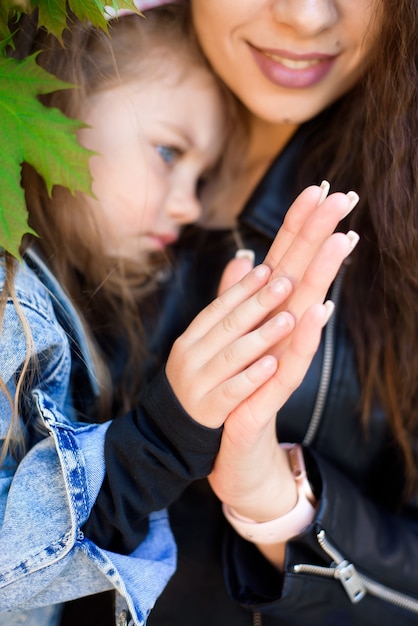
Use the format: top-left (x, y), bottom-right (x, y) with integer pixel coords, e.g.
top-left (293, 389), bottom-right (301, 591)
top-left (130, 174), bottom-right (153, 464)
top-left (227, 443), bottom-right (298, 522)
top-left (222, 444), bottom-right (317, 544)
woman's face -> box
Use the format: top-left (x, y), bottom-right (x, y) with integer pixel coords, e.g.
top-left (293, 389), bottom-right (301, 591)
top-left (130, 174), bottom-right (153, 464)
top-left (191, 0), bottom-right (382, 125)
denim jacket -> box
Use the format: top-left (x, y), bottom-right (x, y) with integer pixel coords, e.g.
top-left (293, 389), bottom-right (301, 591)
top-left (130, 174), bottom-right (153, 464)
top-left (0, 248), bottom-right (176, 626)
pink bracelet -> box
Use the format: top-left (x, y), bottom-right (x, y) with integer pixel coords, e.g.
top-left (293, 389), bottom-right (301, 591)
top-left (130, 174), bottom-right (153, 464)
top-left (222, 444), bottom-right (317, 544)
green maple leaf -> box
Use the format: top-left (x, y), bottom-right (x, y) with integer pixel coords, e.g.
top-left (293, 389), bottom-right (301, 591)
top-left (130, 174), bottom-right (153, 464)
top-left (0, 48), bottom-right (93, 257)
top-left (0, 1), bottom-right (30, 42)
top-left (0, 0), bottom-right (142, 257)
top-left (32, 0), bottom-right (140, 40)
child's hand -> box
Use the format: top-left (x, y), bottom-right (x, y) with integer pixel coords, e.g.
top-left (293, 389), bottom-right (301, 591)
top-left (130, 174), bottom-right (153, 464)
top-left (165, 264), bottom-right (296, 429)
top-left (166, 184), bottom-right (359, 433)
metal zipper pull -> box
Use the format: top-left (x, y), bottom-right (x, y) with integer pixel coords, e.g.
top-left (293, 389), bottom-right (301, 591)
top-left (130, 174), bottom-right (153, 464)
top-left (334, 560), bottom-right (366, 603)
top-left (317, 528), bottom-right (366, 602)
top-left (294, 529), bottom-right (418, 614)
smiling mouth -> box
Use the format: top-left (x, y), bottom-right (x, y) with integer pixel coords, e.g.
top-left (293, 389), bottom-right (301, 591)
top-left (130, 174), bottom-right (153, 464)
top-left (248, 42), bottom-right (336, 88)
top-left (262, 52), bottom-right (323, 70)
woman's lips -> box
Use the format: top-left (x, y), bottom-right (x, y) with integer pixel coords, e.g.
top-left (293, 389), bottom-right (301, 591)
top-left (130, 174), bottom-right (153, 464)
top-left (248, 44), bottom-right (336, 89)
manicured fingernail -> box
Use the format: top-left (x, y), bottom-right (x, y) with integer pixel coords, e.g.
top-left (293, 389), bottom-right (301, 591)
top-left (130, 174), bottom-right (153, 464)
top-left (323, 300), bottom-right (335, 324)
top-left (318, 180), bottom-right (330, 204)
top-left (344, 191), bottom-right (360, 215)
top-left (235, 248), bottom-right (255, 265)
top-left (346, 230), bottom-right (360, 253)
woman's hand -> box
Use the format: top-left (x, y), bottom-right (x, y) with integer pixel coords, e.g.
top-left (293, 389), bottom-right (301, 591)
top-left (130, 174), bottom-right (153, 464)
top-left (220, 182), bottom-right (359, 356)
top-left (208, 300), bottom-right (334, 521)
top-left (263, 183), bottom-right (359, 352)
top-left (207, 183), bottom-right (359, 567)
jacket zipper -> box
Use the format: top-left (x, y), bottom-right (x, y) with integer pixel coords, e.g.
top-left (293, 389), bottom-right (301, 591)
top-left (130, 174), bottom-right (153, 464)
top-left (293, 529), bottom-right (418, 613)
top-left (250, 269), bottom-right (343, 626)
top-left (303, 269), bottom-right (345, 446)
top-left (252, 610), bottom-right (262, 626)
top-left (253, 267), bottom-right (386, 625)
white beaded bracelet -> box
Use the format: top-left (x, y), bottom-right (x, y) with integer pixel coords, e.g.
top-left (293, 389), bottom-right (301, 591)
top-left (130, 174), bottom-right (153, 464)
top-left (222, 444), bottom-right (317, 544)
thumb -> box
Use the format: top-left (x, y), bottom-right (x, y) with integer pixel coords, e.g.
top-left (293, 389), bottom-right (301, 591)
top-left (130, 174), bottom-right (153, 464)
top-left (217, 250), bottom-right (255, 296)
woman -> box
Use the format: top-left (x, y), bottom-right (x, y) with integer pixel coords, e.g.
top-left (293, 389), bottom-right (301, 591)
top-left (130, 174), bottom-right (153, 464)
top-left (85, 1), bottom-right (418, 625)
top-left (0, 5), bottom-right (357, 626)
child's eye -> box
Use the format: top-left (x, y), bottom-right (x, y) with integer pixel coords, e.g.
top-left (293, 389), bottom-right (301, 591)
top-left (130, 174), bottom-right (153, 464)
top-left (156, 145), bottom-right (182, 166)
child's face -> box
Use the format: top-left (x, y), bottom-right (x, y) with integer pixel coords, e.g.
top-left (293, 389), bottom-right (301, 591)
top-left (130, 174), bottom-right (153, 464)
top-left (79, 59), bottom-right (225, 261)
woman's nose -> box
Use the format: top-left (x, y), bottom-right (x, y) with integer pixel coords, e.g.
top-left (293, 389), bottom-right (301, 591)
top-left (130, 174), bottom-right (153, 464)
top-left (271, 0), bottom-right (339, 36)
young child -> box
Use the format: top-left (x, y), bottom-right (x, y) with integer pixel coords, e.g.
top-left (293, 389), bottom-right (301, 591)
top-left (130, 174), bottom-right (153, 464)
top-left (0, 5), bottom-right (340, 626)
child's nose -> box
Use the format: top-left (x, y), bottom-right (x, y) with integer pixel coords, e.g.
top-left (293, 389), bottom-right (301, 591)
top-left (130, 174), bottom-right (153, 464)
top-left (165, 188), bottom-right (201, 225)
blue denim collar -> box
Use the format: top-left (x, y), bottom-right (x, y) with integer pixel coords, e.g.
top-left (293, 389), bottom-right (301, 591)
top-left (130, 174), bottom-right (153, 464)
top-left (25, 247), bottom-right (100, 397)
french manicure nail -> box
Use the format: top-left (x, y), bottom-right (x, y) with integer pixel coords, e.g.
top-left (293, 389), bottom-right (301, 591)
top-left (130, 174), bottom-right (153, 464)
top-left (323, 300), bottom-right (335, 324)
top-left (235, 248), bottom-right (255, 265)
top-left (318, 180), bottom-right (330, 204)
top-left (346, 230), bottom-right (360, 253)
top-left (345, 190), bottom-right (360, 215)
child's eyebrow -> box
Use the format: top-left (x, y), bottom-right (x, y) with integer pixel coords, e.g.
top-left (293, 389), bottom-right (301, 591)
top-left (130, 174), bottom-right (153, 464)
top-left (157, 121), bottom-right (193, 145)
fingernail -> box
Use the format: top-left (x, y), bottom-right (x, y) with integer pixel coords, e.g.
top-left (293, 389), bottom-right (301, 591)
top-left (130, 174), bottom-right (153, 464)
top-left (253, 264), bottom-right (271, 279)
top-left (259, 355), bottom-right (278, 371)
top-left (323, 300), bottom-right (335, 324)
top-left (344, 191), bottom-right (360, 216)
top-left (346, 230), bottom-right (360, 253)
top-left (273, 311), bottom-right (294, 328)
top-left (268, 276), bottom-right (291, 295)
top-left (318, 180), bottom-right (330, 204)
top-left (235, 249), bottom-right (255, 265)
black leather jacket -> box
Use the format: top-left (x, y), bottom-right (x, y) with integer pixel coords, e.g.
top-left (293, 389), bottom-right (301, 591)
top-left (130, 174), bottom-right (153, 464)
top-left (144, 125), bottom-right (418, 626)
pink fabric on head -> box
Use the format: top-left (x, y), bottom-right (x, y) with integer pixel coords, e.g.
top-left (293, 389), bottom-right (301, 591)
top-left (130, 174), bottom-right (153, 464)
top-left (105, 0), bottom-right (181, 20)
top-left (136, 0), bottom-right (181, 9)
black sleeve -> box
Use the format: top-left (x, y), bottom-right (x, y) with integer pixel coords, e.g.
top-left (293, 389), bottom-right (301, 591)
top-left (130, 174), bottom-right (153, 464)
top-left (83, 368), bottom-right (222, 554)
top-left (224, 449), bottom-right (418, 625)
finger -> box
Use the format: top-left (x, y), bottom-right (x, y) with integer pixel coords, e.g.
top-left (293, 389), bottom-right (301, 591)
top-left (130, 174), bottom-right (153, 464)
top-left (169, 301), bottom-right (295, 426)
top-left (180, 263), bottom-right (272, 341)
top-left (271, 302), bottom-right (333, 395)
top-left (269, 191), bottom-right (359, 284)
top-left (252, 229), bottom-right (358, 362)
top-left (226, 301), bottom-right (333, 439)
top-left (197, 275), bottom-right (293, 356)
top-left (218, 250), bottom-right (255, 296)
top-left (204, 310), bottom-right (295, 383)
top-left (201, 355), bottom-right (279, 429)
top-left (263, 184), bottom-right (326, 270)
top-left (170, 309), bottom-right (291, 428)
top-left (286, 230), bottom-right (358, 323)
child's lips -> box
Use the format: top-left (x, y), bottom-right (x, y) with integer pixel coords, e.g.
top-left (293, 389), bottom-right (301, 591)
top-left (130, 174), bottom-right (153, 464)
top-left (147, 232), bottom-right (178, 249)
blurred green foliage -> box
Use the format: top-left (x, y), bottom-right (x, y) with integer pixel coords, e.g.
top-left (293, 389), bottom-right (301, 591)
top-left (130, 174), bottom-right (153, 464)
top-left (0, 0), bottom-right (138, 257)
